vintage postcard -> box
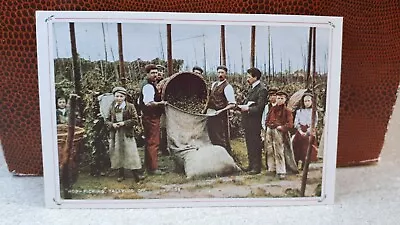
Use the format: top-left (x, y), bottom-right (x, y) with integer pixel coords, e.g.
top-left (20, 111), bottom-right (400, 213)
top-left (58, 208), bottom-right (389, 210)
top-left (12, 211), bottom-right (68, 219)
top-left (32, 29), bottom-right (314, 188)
top-left (36, 11), bottom-right (342, 208)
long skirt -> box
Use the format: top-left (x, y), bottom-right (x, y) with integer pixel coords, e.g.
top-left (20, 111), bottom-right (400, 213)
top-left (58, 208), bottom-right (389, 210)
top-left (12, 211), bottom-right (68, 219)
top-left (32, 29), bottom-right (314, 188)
top-left (109, 113), bottom-right (142, 170)
top-left (292, 131), bottom-right (318, 165)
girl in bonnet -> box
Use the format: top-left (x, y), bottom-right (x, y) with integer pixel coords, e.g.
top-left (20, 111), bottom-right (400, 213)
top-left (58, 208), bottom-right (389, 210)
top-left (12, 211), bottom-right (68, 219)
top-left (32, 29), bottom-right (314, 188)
top-left (105, 86), bottom-right (144, 182)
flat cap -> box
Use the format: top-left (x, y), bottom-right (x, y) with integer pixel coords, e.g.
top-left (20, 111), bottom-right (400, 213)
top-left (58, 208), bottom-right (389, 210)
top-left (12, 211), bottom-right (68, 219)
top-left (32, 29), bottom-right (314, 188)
top-left (112, 86), bottom-right (127, 95)
top-left (276, 90), bottom-right (289, 97)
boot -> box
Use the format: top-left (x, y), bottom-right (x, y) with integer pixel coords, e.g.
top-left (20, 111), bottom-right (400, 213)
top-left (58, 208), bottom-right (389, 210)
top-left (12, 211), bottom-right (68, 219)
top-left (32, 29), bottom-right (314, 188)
top-left (132, 170), bottom-right (145, 182)
top-left (117, 168), bottom-right (125, 182)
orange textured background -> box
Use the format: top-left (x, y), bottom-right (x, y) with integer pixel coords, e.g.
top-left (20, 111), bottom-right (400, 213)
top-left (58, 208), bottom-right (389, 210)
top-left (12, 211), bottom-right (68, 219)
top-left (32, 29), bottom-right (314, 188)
top-left (0, 0), bottom-right (399, 175)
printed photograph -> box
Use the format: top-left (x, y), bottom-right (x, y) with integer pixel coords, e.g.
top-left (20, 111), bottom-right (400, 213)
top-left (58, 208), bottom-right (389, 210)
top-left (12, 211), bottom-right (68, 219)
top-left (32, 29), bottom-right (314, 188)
top-left (47, 14), bottom-right (332, 202)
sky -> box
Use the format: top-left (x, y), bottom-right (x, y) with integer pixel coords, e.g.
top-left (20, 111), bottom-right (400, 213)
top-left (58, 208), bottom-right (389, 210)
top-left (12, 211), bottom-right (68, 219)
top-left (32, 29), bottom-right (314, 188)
top-left (52, 22), bottom-right (330, 74)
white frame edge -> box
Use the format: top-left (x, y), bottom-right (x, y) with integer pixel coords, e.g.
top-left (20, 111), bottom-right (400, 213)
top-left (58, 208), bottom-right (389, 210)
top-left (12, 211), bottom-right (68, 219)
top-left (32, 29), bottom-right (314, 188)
top-left (36, 10), bottom-right (343, 209)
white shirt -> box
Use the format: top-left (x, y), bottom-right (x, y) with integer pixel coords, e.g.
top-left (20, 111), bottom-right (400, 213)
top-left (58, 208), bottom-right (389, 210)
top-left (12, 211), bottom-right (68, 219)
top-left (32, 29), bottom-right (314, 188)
top-left (58, 108), bottom-right (66, 115)
top-left (251, 80), bottom-right (260, 89)
top-left (114, 101), bottom-right (126, 110)
top-left (261, 102), bottom-right (276, 130)
top-left (142, 84), bottom-right (155, 105)
top-left (211, 80), bottom-right (236, 104)
top-left (294, 108), bottom-right (318, 130)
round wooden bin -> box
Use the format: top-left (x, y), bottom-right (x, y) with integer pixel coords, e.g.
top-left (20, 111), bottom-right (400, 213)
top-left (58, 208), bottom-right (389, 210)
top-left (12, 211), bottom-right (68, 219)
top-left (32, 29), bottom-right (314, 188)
top-left (57, 124), bottom-right (85, 185)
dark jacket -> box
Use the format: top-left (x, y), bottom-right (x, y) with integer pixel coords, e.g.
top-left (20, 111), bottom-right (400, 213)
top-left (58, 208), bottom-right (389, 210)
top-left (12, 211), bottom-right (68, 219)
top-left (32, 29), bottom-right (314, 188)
top-left (241, 82), bottom-right (268, 130)
top-left (56, 108), bottom-right (69, 124)
top-left (105, 101), bottom-right (142, 138)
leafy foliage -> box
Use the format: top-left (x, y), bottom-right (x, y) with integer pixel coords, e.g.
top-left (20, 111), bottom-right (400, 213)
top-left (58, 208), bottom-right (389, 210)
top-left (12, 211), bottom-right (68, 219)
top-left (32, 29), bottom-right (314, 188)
top-left (54, 57), bottom-right (184, 175)
top-left (55, 56), bottom-right (326, 174)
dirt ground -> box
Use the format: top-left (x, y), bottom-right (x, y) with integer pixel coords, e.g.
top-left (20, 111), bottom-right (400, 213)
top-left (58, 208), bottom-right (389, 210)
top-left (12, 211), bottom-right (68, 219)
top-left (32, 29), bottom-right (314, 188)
top-left (66, 138), bottom-right (323, 200)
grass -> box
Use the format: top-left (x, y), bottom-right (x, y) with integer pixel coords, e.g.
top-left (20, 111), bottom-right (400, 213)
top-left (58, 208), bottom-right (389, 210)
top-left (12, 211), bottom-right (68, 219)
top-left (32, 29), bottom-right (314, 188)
top-left (231, 137), bottom-right (268, 171)
top-left (246, 187), bottom-right (274, 198)
top-left (64, 137), bottom-right (322, 199)
top-left (284, 188), bottom-right (302, 197)
top-left (185, 183), bottom-right (216, 192)
top-left (114, 192), bottom-right (144, 199)
top-left (230, 138), bottom-right (249, 169)
top-left (314, 183), bottom-right (322, 196)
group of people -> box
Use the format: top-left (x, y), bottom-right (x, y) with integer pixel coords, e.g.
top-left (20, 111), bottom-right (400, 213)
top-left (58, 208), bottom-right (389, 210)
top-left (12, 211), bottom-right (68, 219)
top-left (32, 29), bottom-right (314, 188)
top-left (198, 65), bottom-right (319, 179)
top-left (260, 88), bottom-right (319, 179)
top-left (55, 63), bottom-right (319, 182)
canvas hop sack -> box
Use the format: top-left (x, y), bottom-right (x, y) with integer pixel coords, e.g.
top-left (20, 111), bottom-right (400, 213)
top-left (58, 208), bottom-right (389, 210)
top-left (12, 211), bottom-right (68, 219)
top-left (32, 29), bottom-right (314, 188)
top-left (165, 104), bottom-right (240, 179)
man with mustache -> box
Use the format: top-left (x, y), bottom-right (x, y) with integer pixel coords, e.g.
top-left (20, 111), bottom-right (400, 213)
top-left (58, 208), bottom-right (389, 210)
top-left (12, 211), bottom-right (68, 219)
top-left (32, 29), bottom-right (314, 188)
top-left (205, 65), bottom-right (236, 156)
top-left (139, 64), bottom-right (166, 175)
top-left (239, 67), bottom-right (268, 175)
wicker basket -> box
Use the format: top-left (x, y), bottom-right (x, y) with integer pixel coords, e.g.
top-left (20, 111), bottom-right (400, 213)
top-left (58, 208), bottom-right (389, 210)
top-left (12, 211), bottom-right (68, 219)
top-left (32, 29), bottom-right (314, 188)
top-left (161, 71), bottom-right (208, 102)
top-left (57, 124), bottom-right (85, 183)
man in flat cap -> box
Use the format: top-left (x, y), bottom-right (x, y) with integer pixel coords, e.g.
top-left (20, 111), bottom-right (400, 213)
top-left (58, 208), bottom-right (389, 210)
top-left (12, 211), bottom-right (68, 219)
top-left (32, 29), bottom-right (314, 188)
top-left (192, 66), bottom-right (204, 76)
top-left (265, 90), bottom-right (293, 179)
top-left (204, 65), bottom-right (236, 156)
top-left (139, 64), bottom-right (166, 175)
top-left (239, 67), bottom-right (268, 175)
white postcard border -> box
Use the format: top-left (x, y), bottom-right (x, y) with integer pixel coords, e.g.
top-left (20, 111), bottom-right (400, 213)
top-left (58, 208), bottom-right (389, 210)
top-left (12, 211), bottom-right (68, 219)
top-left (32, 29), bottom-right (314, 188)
top-left (36, 11), bottom-right (342, 209)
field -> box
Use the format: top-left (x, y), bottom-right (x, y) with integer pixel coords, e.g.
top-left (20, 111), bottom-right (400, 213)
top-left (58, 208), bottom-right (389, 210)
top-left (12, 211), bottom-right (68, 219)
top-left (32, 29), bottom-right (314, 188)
top-left (65, 139), bottom-right (323, 200)
top-left (55, 57), bottom-right (326, 200)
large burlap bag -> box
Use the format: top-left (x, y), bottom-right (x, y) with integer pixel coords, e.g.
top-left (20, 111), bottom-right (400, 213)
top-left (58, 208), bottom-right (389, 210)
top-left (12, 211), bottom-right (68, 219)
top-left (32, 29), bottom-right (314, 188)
top-left (165, 104), bottom-right (240, 178)
top-left (182, 145), bottom-right (240, 179)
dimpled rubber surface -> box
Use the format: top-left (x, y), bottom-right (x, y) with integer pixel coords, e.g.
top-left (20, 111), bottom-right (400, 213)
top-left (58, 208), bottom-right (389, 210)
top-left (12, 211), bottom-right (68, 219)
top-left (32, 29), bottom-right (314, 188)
top-left (0, 0), bottom-right (399, 175)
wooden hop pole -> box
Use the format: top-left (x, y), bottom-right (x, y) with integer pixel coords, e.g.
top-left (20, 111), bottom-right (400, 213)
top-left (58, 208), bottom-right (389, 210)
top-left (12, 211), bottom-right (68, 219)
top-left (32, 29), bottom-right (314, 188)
top-left (167, 24), bottom-right (173, 76)
top-left (301, 27), bottom-right (317, 197)
top-left (61, 94), bottom-right (78, 199)
top-left (305, 27), bottom-right (313, 89)
top-left (220, 25), bottom-right (226, 66)
top-left (250, 26), bottom-right (256, 68)
top-left (69, 23), bottom-right (83, 123)
top-left (117, 23), bottom-right (126, 86)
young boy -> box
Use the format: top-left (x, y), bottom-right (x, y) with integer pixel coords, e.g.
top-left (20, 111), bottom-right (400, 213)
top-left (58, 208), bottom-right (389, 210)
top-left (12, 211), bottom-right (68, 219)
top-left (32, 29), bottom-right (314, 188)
top-left (261, 87), bottom-right (279, 131)
top-left (265, 90), bottom-right (293, 179)
top-left (56, 97), bottom-right (69, 124)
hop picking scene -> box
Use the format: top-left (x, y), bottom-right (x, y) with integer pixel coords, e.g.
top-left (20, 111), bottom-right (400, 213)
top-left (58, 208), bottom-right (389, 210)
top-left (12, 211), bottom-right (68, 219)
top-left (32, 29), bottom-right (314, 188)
top-left (53, 22), bottom-right (328, 200)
